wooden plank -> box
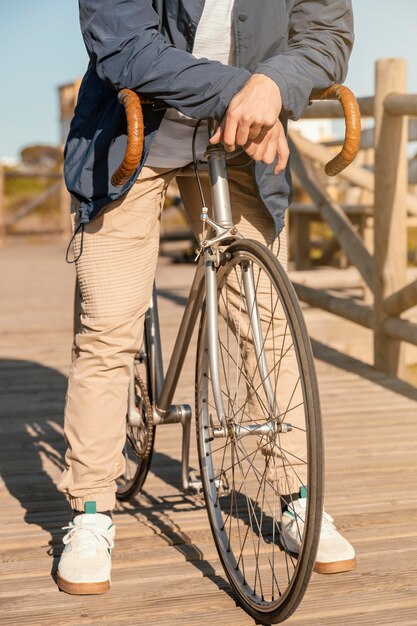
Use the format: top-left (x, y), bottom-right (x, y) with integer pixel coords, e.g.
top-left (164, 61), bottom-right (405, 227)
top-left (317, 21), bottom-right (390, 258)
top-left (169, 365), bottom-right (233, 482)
top-left (301, 96), bottom-right (374, 119)
top-left (292, 282), bottom-right (373, 328)
top-left (373, 59), bottom-right (408, 375)
top-left (289, 202), bottom-right (370, 216)
top-left (323, 118), bottom-right (417, 150)
top-left (289, 129), bottom-right (417, 217)
top-left (384, 278), bottom-right (417, 315)
top-left (0, 241), bottom-right (417, 626)
top-left (384, 317), bottom-right (417, 346)
top-left (384, 92), bottom-right (417, 117)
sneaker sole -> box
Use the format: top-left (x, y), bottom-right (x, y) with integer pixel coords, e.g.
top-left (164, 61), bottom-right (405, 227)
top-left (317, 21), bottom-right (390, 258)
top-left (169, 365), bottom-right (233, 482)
top-left (57, 573), bottom-right (110, 595)
top-left (314, 557), bottom-right (357, 574)
top-left (281, 537), bottom-right (356, 575)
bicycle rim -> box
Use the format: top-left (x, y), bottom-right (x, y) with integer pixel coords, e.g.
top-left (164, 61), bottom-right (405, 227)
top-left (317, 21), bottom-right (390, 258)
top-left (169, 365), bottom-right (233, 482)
top-left (196, 239), bottom-right (323, 623)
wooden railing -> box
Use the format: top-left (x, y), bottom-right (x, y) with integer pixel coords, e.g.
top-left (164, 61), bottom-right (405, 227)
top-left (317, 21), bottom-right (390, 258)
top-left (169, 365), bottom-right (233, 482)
top-left (0, 169), bottom-right (71, 237)
top-left (2, 59), bottom-right (416, 379)
top-left (291, 58), bottom-right (417, 378)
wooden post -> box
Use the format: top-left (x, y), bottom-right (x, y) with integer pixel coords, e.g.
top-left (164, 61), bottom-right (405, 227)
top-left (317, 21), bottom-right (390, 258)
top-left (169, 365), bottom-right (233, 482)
top-left (292, 213), bottom-right (311, 270)
top-left (373, 59), bottom-right (408, 376)
top-left (0, 165), bottom-right (5, 242)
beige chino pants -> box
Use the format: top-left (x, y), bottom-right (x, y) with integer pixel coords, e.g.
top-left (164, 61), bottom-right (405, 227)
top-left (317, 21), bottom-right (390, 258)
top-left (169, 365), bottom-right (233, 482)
top-left (58, 162), bottom-right (306, 511)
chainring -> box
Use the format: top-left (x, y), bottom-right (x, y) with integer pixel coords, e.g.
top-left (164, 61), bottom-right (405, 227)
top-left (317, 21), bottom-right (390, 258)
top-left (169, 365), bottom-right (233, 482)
top-left (126, 372), bottom-right (154, 459)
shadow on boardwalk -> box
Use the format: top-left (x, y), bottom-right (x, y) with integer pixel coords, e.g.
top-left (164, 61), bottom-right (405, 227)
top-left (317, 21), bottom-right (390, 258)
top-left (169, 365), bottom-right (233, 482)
top-left (0, 358), bottom-right (237, 609)
top-left (118, 452), bottom-right (236, 604)
top-left (312, 340), bottom-right (417, 402)
top-left (0, 359), bottom-right (69, 579)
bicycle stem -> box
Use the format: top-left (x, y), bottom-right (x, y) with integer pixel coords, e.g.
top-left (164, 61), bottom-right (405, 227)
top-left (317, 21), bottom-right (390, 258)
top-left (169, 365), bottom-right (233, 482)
top-left (205, 142), bottom-right (233, 229)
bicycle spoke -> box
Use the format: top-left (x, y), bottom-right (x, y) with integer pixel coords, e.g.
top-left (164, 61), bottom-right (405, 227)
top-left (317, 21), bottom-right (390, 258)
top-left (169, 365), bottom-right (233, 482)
top-left (197, 242), bottom-right (322, 616)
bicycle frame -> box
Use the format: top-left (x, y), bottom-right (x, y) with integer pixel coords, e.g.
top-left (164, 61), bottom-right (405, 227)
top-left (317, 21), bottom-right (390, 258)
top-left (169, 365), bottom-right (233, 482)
top-left (130, 126), bottom-right (278, 490)
top-left (114, 85), bottom-right (359, 618)
top-left (139, 270), bottom-right (202, 491)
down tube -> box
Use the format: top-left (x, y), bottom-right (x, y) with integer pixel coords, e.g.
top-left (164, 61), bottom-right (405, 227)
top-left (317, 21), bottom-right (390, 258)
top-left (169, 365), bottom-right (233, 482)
top-left (156, 260), bottom-right (206, 415)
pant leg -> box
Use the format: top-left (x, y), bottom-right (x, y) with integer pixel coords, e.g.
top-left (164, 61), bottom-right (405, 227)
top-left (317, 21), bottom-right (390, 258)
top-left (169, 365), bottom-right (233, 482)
top-left (58, 166), bottom-right (176, 511)
top-left (177, 162), bottom-right (307, 495)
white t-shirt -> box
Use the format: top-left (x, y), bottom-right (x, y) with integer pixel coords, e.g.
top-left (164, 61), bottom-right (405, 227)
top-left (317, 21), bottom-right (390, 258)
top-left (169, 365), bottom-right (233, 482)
top-left (146, 0), bottom-right (235, 168)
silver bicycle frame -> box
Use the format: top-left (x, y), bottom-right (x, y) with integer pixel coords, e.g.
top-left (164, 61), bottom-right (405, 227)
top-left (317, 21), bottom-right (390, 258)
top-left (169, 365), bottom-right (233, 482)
top-left (130, 123), bottom-right (279, 489)
top-left (201, 130), bottom-right (279, 428)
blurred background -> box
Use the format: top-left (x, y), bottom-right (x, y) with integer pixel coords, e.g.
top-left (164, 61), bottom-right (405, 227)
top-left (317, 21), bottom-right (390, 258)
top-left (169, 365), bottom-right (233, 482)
top-left (1, 0), bottom-right (417, 159)
top-left (1, 0), bottom-right (417, 382)
top-left (1, 4), bottom-right (417, 624)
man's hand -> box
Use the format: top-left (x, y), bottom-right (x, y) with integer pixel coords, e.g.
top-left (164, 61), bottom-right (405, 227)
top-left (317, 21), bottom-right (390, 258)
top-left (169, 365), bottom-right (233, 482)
top-left (209, 73), bottom-right (289, 174)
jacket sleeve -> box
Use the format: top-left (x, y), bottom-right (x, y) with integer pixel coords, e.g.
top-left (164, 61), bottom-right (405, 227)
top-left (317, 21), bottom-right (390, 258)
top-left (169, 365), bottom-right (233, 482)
top-left (78, 0), bottom-right (250, 120)
top-left (255, 0), bottom-right (354, 120)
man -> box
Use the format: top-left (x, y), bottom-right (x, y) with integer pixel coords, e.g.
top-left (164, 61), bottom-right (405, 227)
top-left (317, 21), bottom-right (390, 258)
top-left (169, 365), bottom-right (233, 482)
top-left (57, 0), bottom-right (355, 595)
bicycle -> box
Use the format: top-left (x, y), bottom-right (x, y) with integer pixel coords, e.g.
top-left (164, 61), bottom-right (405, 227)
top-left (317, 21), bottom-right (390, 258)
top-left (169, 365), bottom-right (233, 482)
top-left (82, 84), bottom-right (360, 623)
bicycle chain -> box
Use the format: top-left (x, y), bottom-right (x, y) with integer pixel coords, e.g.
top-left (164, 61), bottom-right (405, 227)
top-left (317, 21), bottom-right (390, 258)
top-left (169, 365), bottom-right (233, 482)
top-left (128, 373), bottom-right (154, 459)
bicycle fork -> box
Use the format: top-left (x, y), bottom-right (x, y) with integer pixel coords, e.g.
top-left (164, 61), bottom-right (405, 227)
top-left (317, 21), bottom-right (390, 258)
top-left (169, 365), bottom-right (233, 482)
top-left (203, 137), bottom-right (282, 439)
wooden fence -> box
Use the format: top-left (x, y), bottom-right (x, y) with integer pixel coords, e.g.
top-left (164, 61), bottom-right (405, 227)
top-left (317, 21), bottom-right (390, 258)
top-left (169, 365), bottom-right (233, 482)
top-left (0, 168), bottom-right (71, 237)
top-left (291, 58), bottom-right (417, 378)
top-left (2, 58), bottom-right (417, 379)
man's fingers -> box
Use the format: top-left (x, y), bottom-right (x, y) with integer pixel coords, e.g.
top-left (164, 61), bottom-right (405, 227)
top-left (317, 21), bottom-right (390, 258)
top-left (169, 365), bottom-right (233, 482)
top-left (237, 121), bottom-right (265, 146)
top-left (222, 111), bottom-right (239, 151)
top-left (210, 113), bottom-right (289, 173)
top-left (247, 123), bottom-right (266, 142)
top-left (274, 131), bottom-right (290, 174)
top-left (235, 120), bottom-right (252, 147)
top-left (209, 126), bottom-right (223, 145)
top-left (243, 126), bottom-right (269, 156)
top-left (263, 140), bottom-right (278, 166)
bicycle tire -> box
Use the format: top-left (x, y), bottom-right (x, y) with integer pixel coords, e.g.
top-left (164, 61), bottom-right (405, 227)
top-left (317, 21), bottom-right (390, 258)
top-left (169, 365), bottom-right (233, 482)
top-left (116, 334), bottom-right (155, 501)
top-left (195, 239), bottom-right (323, 623)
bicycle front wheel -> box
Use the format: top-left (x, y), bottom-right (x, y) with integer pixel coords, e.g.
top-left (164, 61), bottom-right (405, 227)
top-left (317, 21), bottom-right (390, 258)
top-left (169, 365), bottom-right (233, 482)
top-left (196, 239), bottom-right (323, 623)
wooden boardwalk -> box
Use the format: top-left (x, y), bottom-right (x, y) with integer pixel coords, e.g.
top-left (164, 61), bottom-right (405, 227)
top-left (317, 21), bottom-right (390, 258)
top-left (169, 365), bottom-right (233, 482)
top-left (1, 240), bottom-right (417, 626)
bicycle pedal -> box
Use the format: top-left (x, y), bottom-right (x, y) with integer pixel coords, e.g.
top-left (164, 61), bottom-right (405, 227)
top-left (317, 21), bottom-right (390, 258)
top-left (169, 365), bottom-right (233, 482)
top-left (187, 470), bottom-right (204, 494)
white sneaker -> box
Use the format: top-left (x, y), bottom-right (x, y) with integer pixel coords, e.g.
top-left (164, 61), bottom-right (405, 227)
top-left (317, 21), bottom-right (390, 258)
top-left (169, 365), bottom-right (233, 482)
top-left (281, 497), bottom-right (356, 574)
top-left (57, 502), bottom-right (115, 594)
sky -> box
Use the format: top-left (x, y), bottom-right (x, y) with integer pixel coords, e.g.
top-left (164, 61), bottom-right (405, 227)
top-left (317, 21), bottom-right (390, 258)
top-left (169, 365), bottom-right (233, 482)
top-left (1, 0), bottom-right (417, 160)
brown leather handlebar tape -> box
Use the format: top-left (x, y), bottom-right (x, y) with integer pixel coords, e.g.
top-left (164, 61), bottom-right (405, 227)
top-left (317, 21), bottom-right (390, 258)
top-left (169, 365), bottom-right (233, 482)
top-left (111, 89), bottom-right (145, 188)
top-left (112, 83), bottom-right (360, 184)
top-left (315, 84), bottom-right (361, 176)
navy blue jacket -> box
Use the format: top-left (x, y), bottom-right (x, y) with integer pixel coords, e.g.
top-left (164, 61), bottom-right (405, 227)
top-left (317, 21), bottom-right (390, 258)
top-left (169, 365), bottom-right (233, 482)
top-left (65, 0), bottom-right (354, 234)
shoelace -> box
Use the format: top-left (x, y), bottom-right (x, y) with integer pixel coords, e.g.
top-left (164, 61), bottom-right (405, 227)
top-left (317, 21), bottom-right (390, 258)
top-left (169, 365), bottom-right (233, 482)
top-left (288, 504), bottom-right (336, 539)
top-left (62, 523), bottom-right (115, 559)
